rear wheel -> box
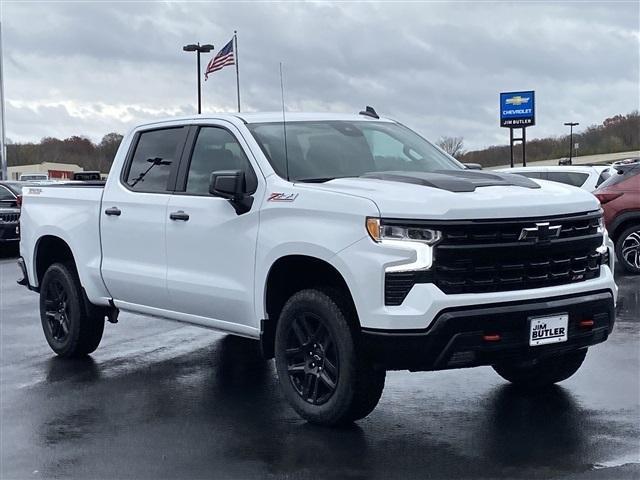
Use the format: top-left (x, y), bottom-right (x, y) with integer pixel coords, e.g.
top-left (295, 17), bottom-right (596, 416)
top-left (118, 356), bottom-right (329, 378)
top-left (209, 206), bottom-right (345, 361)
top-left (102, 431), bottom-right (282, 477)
top-left (39, 263), bottom-right (105, 357)
top-left (275, 289), bottom-right (385, 426)
top-left (615, 225), bottom-right (640, 274)
top-left (493, 349), bottom-right (587, 389)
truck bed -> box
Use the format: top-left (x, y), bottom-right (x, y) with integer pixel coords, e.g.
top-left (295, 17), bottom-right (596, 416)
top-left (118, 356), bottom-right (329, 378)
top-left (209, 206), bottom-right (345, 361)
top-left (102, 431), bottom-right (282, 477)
top-left (19, 183), bottom-right (111, 304)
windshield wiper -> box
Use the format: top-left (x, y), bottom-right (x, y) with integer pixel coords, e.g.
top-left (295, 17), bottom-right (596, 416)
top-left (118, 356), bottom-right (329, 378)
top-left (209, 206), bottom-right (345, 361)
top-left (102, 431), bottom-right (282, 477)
top-left (128, 157), bottom-right (172, 188)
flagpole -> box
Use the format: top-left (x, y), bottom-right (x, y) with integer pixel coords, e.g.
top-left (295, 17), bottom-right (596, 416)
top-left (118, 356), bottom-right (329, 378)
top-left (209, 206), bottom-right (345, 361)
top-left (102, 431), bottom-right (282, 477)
top-left (234, 30), bottom-right (240, 112)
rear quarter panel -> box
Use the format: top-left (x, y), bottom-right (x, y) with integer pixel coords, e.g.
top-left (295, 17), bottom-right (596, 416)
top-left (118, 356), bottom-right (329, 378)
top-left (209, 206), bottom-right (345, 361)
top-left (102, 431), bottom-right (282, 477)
top-left (19, 185), bottom-right (111, 304)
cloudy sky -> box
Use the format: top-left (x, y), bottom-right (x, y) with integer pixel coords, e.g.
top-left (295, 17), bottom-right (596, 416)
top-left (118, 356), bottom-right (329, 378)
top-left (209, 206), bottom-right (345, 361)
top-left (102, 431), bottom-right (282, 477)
top-left (1, 1), bottom-right (639, 150)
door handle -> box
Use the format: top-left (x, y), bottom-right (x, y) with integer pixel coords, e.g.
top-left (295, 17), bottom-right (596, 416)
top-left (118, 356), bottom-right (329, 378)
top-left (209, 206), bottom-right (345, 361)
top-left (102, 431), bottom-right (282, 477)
top-left (170, 211), bottom-right (190, 221)
top-left (104, 207), bottom-right (121, 216)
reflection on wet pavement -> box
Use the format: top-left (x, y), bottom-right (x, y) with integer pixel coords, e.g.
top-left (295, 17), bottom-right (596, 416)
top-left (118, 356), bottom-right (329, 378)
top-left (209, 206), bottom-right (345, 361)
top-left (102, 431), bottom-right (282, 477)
top-left (1, 258), bottom-right (639, 479)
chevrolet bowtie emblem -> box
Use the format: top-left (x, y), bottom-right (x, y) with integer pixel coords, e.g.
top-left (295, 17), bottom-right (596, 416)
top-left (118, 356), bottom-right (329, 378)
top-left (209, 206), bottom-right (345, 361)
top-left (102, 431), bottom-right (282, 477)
top-left (518, 222), bottom-right (562, 242)
top-left (505, 96), bottom-right (530, 106)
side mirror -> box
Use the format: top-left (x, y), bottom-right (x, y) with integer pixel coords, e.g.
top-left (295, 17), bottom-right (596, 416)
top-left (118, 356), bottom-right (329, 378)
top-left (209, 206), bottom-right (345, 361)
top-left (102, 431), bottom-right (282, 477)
top-left (209, 170), bottom-right (253, 214)
top-left (463, 163), bottom-right (483, 170)
top-left (210, 170), bottom-right (244, 200)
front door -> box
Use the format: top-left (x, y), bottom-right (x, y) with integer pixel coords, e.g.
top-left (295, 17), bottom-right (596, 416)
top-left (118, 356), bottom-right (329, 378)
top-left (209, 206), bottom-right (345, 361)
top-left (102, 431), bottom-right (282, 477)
top-left (165, 124), bottom-right (263, 333)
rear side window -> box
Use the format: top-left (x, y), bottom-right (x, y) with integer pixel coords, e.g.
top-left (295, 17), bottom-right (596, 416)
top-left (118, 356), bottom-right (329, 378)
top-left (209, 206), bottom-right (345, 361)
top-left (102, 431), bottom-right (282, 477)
top-left (546, 172), bottom-right (589, 187)
top-left (185, 127), bottom-right (258, 195)
top-left (124, 128), bottom-right (186, 192)
top-left (513, 171), bottom-right (544, 179)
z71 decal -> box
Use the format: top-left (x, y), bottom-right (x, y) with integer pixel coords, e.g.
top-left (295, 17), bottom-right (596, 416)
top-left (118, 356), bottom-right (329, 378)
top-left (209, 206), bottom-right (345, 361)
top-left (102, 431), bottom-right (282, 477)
top-left (268, 192), bottom-right (299, 202)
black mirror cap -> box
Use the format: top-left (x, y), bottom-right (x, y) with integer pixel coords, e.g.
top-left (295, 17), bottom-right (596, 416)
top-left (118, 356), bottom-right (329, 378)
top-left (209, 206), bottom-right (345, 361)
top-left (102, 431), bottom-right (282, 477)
top-left (209, 170), bottom-right (245, 200)
top-left (463, 163), bottom-right (483, 170)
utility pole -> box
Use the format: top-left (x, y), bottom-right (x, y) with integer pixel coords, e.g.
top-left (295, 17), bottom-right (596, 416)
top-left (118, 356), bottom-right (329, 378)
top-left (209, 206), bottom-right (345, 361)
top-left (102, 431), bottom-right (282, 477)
top-left (183, 43), bottom-right (214, 114)
top-left (0, 22), bottom-right (7, 181)
top-left (564, 122), bottom-right (579, 165)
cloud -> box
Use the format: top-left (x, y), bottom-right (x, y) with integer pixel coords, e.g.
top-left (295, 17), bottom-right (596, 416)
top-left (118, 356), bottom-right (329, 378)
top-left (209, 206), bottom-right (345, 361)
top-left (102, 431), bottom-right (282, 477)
top-left (2, 1), bottom-right (639, 149)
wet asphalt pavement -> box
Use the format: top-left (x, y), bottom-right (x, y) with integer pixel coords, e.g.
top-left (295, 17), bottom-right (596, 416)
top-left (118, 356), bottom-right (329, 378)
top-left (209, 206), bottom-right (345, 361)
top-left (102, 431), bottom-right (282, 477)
top-left (1, 245), bottom-right (638, 479)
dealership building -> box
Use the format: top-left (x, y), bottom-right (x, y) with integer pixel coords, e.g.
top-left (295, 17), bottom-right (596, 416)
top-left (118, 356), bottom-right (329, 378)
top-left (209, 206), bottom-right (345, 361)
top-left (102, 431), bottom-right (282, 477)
top-left (7, 162), bottom-right (84, 180)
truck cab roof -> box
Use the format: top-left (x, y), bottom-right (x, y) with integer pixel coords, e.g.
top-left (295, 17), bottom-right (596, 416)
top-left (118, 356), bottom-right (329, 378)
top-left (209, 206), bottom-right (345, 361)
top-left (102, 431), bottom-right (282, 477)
top-left (135, 112), bottom-right (395, 130)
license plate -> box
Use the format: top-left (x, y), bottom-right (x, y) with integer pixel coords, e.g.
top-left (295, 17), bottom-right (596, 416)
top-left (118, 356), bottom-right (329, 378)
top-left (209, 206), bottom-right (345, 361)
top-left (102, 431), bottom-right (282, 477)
top-left (529, 314), bottom-right (568, 346)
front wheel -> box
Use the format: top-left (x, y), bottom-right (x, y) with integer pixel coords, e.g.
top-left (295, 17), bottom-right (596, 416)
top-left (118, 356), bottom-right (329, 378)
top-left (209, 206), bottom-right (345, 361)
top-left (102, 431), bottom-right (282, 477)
top-left (275, 289), bottom-right (385, 426)
top-left (39, 263), bottom-right (105, 357)
top-left (615, 225), bottom-right (640, 274)
top-left (493, 349), bottom-right (587, 389)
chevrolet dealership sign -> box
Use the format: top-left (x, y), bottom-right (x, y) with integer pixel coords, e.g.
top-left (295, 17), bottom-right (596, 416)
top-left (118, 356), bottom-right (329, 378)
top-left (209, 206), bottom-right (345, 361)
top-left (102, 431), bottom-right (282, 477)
top-left (500, 90), bottom-right (535, 127)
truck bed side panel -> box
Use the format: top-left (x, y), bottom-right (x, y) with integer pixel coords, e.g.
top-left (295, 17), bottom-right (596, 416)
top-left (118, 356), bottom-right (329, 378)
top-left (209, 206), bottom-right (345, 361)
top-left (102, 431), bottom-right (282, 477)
top-left (19, 185), bottom-right (111, 305)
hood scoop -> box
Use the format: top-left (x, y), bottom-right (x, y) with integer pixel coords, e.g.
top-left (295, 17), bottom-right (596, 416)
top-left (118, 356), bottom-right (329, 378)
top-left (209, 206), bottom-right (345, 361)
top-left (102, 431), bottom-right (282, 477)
top-left (360, 170), bottom-right (540, 193)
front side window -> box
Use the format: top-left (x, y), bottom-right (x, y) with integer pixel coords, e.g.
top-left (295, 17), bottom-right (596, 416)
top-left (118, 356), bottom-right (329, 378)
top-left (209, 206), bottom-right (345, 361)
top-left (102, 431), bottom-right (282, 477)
top-left (186, 127), bottom-right (257, 195)
top-left (247, 121), bottom-right (462, 182)
top-left (124, 128), bottom-right (186, 192)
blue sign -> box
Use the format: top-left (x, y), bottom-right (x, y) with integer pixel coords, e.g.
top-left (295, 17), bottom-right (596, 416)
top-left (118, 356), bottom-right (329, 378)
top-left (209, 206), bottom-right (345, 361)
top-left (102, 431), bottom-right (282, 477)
top-left (500, 91), bottom-right (535, 128)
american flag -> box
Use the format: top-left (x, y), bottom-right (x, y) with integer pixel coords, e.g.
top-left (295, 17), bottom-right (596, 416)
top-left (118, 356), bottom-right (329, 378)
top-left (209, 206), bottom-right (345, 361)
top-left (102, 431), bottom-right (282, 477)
top-left (205, 38), bottom-right (235, 80)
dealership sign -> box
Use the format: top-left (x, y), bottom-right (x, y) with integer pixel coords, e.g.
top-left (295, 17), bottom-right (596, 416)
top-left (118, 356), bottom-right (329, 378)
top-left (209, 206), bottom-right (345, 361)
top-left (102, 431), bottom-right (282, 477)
top-left (500, 91), bottom-right (535, 127)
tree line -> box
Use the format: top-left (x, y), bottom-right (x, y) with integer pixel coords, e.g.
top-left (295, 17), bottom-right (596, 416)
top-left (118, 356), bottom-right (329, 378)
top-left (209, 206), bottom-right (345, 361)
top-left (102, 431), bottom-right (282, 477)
top-left (5, 111), bottom-right (639, 173)
top-left (6, 133), bottom-right (124, 174)
top-left (458, 111), bottom-right (639, 166)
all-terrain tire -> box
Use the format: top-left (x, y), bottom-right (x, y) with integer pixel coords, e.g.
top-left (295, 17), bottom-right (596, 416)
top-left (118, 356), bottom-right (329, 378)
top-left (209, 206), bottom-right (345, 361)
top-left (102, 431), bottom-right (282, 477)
top-left (39, 262), bottom-right (105, 357)
top-left (493, 349), bottom-right (587, 389)
top-left (275, 288), bottom-right (385, 426)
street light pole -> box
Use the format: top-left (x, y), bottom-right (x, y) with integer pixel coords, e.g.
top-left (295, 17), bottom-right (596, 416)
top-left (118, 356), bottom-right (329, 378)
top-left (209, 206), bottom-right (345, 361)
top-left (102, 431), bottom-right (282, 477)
top-left (0, 22), bottom-right (7, 181)
top-left (183, 43), bottom-right (214, 114)
top-left (564, 122), bottom-right (579, 165)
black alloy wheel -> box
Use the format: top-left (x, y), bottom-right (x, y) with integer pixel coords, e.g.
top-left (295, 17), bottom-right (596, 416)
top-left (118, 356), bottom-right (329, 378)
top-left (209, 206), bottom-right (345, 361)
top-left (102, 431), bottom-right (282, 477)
top-left (43, 277), bottom-right (71, 343)
top-left (285, 312), bottom-right (339, 405)
top-left (39, 263), bottom-right (105, 357)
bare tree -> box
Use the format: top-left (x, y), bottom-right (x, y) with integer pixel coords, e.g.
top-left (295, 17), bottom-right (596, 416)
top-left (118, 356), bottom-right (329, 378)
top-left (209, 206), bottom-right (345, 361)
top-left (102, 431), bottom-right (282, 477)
top-left (437, 136), bottom-right (465, 158)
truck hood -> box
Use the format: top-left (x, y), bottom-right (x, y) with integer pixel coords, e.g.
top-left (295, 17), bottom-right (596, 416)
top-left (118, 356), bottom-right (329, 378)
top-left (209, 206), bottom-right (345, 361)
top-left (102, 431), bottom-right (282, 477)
top-left (300, 173), bottom-right (600, 220)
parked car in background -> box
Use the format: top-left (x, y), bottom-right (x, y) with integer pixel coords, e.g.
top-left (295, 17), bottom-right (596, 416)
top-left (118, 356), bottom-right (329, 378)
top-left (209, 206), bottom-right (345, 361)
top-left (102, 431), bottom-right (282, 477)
top-left (496, 165), bottom-right (611, 191)
top-left (0, 181), bottom-right (23, 249)
top-left (19, 173), bottom-right (49, 181)
top-left (593, 163), bottom-right (640, 273)
top-left (73, 171), bottom-right (102, 181)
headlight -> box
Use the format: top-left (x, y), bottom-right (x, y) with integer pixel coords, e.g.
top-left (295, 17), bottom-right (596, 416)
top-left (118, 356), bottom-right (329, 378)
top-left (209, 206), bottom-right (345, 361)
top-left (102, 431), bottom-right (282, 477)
top-left (366, 218), bottom-right (442, 272)
top-left (366, 218), bottom-right (442, 245)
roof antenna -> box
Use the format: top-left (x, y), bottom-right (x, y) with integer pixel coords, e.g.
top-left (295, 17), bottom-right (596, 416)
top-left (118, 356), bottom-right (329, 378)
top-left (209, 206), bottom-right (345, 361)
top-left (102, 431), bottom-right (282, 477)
top-left (279, 62), bottom-right (290, 181)
top-left (359, 105), bottom-right (379, 119)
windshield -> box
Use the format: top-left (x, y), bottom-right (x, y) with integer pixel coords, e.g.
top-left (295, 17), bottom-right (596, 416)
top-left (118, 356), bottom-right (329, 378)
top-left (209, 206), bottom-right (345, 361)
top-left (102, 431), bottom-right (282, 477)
top-left (598, 164), bottom-right (639, 189)
top-left (247, 121), bottom-right (462, 182)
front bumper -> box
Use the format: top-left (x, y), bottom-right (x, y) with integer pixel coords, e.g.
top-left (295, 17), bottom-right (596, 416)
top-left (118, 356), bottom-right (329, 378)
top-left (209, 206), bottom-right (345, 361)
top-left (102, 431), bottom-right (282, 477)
top-left (361, 290), bottom-right (615, 371)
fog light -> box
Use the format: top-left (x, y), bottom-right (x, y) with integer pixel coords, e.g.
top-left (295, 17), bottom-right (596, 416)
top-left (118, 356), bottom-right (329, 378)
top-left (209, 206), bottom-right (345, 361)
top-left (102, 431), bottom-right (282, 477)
top-left (579, 320), bottom-right (594, 329)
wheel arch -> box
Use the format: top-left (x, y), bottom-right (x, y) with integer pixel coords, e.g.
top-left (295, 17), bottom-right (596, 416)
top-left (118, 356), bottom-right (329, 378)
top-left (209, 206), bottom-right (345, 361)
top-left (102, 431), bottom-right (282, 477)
top-left (260, 254), bottom-right (359, 359)
top-left (609, 211), bottom-right (640, 241)
top-left (34, 235), bottom-right (78, 288)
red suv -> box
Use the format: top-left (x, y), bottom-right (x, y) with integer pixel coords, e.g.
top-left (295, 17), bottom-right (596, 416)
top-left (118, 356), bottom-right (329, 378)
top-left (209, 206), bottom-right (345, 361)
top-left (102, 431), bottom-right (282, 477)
top-left (593, 163), bottom-right (640, 273)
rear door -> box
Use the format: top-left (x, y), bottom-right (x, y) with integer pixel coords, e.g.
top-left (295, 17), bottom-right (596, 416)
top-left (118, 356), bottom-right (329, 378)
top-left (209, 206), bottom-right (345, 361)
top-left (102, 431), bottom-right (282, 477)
top-left (165, 123), bottom-right (263, 332)
top-left (100, 126), bottom-right (188, 309)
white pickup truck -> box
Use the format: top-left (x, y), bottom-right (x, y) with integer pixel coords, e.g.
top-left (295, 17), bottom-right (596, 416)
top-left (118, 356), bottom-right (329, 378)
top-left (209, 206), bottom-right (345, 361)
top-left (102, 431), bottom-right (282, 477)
top-left (18, 110), bottom-right (617, 426)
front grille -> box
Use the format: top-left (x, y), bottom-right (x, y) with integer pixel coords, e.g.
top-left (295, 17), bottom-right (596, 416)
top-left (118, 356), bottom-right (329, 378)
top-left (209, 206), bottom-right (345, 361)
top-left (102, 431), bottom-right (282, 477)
top-left (384, 211), bottom-right (603, 305)
top-left (0, 212), bottom-right (19, 223)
